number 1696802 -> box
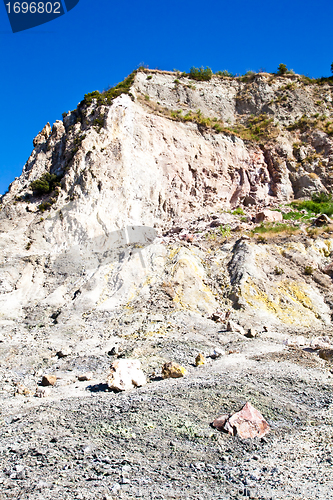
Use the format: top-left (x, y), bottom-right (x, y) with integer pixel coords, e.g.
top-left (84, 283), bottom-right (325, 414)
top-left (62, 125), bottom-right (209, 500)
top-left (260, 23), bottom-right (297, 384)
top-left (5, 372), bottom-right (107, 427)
top-left (5, 2), bottom-right (61, 13)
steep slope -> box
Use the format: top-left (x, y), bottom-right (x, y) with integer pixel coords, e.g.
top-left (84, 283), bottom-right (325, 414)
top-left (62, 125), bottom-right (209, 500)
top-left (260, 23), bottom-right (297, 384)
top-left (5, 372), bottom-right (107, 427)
top-left (0, 69), bottom-right (333, 328)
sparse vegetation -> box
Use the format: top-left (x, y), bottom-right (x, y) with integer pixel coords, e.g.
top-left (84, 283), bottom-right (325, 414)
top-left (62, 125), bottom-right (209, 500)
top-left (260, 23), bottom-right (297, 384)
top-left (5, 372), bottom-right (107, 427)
top-left (304, 265), bottom-right (314, 275)
top-left (83, 71), bottom-right (136, 106)
top-left (252, 222), bottom-right (299, 236)
top-left (188, 66), bottom-right (213, 81)
top-left (274, 266), bottom-right (284, 275)
top-left (38, 201), bottom-right (54, 212)
top-left (215, 70), bottom-right (234, 77)
top-left (30, 173), bottom-right (62, 195)
top-left (219, 225), bottom-right (231, 238)
top-left (291, 192), bottom-right (333, 217)
top-left (232, 207), bottom-right (245, 215)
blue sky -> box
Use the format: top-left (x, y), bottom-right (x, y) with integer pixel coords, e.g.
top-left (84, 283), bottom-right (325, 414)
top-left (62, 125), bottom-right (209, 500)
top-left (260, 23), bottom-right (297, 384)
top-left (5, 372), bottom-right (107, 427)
top-left (1, 0), bottom-right (333, 194)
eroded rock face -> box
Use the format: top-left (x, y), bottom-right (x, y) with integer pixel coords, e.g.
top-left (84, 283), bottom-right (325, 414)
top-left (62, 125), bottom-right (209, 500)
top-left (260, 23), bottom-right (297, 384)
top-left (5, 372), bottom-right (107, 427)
top-left (0, 70), bottom-right (333, 329)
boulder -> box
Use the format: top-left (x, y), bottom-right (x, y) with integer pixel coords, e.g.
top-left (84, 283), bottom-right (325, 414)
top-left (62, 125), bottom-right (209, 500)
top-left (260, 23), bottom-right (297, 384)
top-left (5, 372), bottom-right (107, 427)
top-left (162, 362), bottom-right (187, 379)
top-left (245, 328), bottom-right (258, 339)
top-left (213, 402), bottom-right (270, 439)
top-left (107, 359), bottom-right (146, 391)
top-left (255, 210), bottom-right (283, 223)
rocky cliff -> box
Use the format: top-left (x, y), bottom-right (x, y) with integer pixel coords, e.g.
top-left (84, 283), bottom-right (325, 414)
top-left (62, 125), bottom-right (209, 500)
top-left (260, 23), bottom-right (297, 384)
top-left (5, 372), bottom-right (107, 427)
top-left (1, 69), bottom-right (333, 500)
top-left (1, 69), bottom-right (333, 329)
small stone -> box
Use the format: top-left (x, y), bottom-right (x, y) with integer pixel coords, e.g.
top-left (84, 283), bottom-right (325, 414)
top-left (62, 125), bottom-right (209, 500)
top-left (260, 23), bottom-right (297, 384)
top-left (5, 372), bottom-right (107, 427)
top-left (210, 347), bottom-right (225, 359)
top-left (195, 353), bottom-right (206, 366)
top-left (78, 372), bottom-right (93, 381)
top-left (56, 347), bottom-right (71, 358)
top-left (318, 349), bottom-right (333, 361)
top-left (245, 328), bottom-right (258, 339)
top-left (35, 387), bottom-right (51, 398)
top-left (255, 210), bottom-right (283, 223)
top-left (108, 346), bottom-right (119, 356)
top-left (41, 375), bottom-right (56, 386)
top-left (212, 414), bottom-right (230, 431)
top-left (162, 361), bottom-right (187, 379)
top-left (107, 359), bottom-right (146, 391)
top-left (210, 312), bottom-right (224, 322)
top-left (14, 385), bottom-right (33, 397)
top-left (227, 320), bottom-right (245, 335)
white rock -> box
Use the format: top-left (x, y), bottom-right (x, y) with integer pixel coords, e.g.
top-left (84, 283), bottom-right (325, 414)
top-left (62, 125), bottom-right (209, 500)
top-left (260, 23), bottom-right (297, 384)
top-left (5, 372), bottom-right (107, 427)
top-left (210, 348), bottom-right (226, 359)
top-left (35, 387), bottom-right (51, 398)
top-left (227, 320), bottom-right (245, 335)
top-left (107, 359), bottom-right (147, 391)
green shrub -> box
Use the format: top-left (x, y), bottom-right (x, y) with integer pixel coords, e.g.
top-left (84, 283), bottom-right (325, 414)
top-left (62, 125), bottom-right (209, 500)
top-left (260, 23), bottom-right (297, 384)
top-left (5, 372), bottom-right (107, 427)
top-left (232, 207), bottom-right (245, 215)
top-left (30, 173), bottom-right (61, 195)
top-left (291, 192), bottom-right (333, 216)
top-left (189, 66), bottom-right (213, 81)
top-left (83, 71), bottom-right (137, 107)
top-left (215, 70), bottom-right (234, 77)
top-left (274, 266), bottom-right (284, 275)
top-left (304, 265), bottom-right (314, 275)
top-left (38, 201), bottom-right (53, 212)
top-left (146, 75), bottom-right (153, 80)
top-left (277, 63), bottom-right (288, 75)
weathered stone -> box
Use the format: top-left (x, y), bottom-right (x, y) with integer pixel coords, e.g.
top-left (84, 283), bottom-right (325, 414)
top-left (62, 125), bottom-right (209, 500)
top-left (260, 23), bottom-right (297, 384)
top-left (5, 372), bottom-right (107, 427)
top-left (210, 312), bottom-right (224, 323)
top-left (41, 375), bottom-right (57, 386)
top-left (35, 387), bottom-right (51, 398)
top-left (314, 214), bottom-right (331, 226)
top-left (212, 414), bottom-right (230, 431)
top-left (78, 372), bottom-right (93, 381)
top-left (227, 320), bottom-right (245, 335)
top-left (14, 385), bottom-right (33, 397)
top-left (255, 210), bottom-right (283, 223)
top-left (318, 349), bottom-right (333, 361)
top-left (33, 122), bottom-right (51, 147)
top-left (210, 347), bottom-right (226, 359)
top-left (245, 328), bottom-right (258, 339)
top-left (195, 353), bottom-right (206, 366)
top-left (107, 359), bottom-right (146, 391)
top-left (56, 347), bottom-right (72, 358)
top-left (162, 362), bottom-right (187, 379)
top-left (215, 402), bottom-right (270, 439)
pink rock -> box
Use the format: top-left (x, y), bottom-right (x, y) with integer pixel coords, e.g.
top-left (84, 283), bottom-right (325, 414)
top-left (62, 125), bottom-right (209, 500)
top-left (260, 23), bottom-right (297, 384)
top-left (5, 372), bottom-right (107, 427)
top-left (213, 402), bottom-right (270, 439)
top-left (255, 210), bottom-right (283, 223)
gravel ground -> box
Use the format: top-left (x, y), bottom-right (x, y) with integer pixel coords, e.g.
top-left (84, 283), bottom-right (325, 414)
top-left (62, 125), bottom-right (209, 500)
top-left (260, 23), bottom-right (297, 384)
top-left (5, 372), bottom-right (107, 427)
top-left (0, 315), bottom-right (333, 500)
